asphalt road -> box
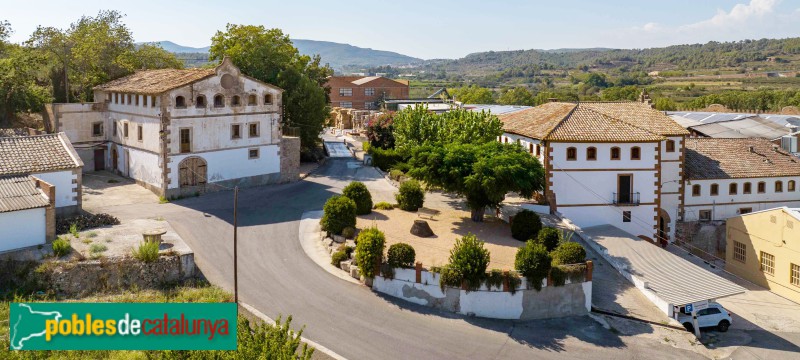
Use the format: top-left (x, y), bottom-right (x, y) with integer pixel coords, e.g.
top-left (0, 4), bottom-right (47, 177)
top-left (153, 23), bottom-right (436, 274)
top-left (144, 158), bottom-right (707, 360)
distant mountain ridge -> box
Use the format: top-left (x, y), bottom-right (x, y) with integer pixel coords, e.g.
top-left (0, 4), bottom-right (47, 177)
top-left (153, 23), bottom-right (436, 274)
top-left (141, 40), bottom-right (422, 70)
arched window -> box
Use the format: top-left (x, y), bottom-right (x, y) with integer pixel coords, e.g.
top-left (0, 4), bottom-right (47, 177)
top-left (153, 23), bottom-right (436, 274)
top-left (566, 147), bottom-right (577, 161)
top-left (692, 184), bottom-right (701, 196)
top-left (789, 180), bottom-right (797, 192)
top-left (214, 94), bottom-right (225, 108)
top-left (610, 147), bottom-right (621, 160)
top-left (743, 182), bottom-right (751, 194)
top-left (758, 181), bottom-right (766, 193)
top-left (631, 146), bottom-right (641, 160)
top-left (775, 181), bottom-right (783, 193)
top-left (528, 143), bottom-right (534, 154)
top-left (710, 183), bottom-right (719, 196)
top-left (195, 95), bottom-right (206, 108)
top-left (247, 94), bottom-right (257, 106)
top-left (587, 147), bottom-right (597, 161)
top-left (175, 96), bottom-right (186, 108)
top-left (264, 94), bottom-right (273, 104)
top-left (729, 183), bottom-right (738, 195)
top-left (231, 95), bottom-right (241, 107)
top-left (666, 140), bottom-right (675, 152)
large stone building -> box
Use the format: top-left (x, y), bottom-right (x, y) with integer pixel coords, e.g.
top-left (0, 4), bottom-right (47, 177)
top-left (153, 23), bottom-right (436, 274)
top-left (46, 58), bottom-right (300, 198)
top-left (325, 76), bottom-right (409, 110)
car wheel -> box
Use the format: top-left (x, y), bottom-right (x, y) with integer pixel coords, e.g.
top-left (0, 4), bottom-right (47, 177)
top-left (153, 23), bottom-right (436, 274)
top-left (683, 322), bottom-right (694, 333)
top-left (718, 320), bottom-right (730, 332)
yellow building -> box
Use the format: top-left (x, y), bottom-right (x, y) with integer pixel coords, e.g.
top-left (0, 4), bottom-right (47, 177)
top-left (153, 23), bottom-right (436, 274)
top-left (726, 207), bottom-right (800, 304)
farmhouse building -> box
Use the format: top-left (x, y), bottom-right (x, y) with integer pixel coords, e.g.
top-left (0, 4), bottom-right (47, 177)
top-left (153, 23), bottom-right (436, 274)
top-left (0, 176), bottom-right (56, 253)
top-left (326, 76), bottom-right (409, 110)
top-left (46, 58), bottom-right (300, 198)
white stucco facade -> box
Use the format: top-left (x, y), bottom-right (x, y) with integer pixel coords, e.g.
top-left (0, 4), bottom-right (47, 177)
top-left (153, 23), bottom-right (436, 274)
top-left (683, 176), bottom-right (800, 221)
top-left (29, 170), bottom-right (78, 209)
top-left (0, 208), bottom-right (46, 253)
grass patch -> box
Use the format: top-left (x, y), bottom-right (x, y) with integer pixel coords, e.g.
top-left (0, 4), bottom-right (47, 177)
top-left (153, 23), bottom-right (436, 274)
top-left (373, 201), bottom-right (394, 210)
top-left (69, 223), bottom-right (79, 238)
top-left (132, 241), bottom-right (160, 262)
top-left (105, 238), bottom-right (113, 243)
top-left (87, 231), bottom-right (98, 238)
top-left (52, 237), bottom-right (71, 258)
top-left (89, 244), bottom-right (107, 254)
top-left (81, 239), bottom-right (92, 244)
top-left (159, 196), bottom-right (169, 204)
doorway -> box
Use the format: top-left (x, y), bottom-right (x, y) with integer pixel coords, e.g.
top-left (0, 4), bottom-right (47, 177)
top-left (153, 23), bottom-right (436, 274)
top-left (617, 174), bottom-right (632, 204)
top-left (111, 147), bottom-right (118, 172)
top-left (93, 148), bottom-right (105, 171)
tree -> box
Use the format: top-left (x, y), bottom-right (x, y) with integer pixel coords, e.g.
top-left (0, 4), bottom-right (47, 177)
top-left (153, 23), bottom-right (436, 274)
top-left (408, 142), bottom-right (545, 221)
top-left (653, 97), bottom-right (677, 111)
top-left (450, 84), bottom-right (494, 104)
top-left (497, 86), bottom-right (534, 106)
top-left (392, 106), bottom-right (503, 154)
top-left (600, 85), bottom-right (639, 101)
top-left (210, 24), bottom-right (333, 151)
top-left (0, 23), bottom-right (51, 124)
top-left (536, 227), bottom-right (561, 251)
top-left (584, 73), bottom-right (609, 88)
top-left (510, 210), bottom-right (542, 241)
top-left (365, 112), bottom-right (395, 149)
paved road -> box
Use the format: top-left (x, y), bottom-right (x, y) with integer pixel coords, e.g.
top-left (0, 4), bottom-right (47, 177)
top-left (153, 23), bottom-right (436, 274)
top-left (133, 158), bottom-right (709, 360)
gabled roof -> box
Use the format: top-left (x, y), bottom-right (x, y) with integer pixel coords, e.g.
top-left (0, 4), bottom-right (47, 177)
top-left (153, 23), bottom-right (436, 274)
top-left (0, 133), bottom-right (83, 176)
top-left (351, 76), bottom-right (381, 85)
top-left (499, 101), bottom-right (686, 142)
top-left (94, 68), bottom-right (215, 95)
top-left (0, 176), bottom-right (49, 213)
top-left (685, 137), bottom-right (800, 180)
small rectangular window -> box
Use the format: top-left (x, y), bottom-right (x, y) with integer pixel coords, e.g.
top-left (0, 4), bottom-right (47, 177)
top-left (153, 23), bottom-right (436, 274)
top-left (114, 93), bottom-right (119, 104)
top-left (339, 88), bottom-right (353, 97)
top-left (340, 102), bottom-right (352, 108)
top-left (248, 148), bottom-right (259, 159)
top-left (365, 88), bottom-right (375, 96)
top-left (151, 96), bottom-right (157, 107)
top-left (760, 252), bottom-right (775, 275)
top-left (248, 123), bottom-right (259, 138)
top-left (137, 125), bottom-right (143, 141)
top-left (92, 122), bottom-right (103, 137)
top-left (135, 95), bottom-right (139, 106)
top-left (113, 121), bottom-right (118, 137)
top-left (566, 147), bottom-right (577, 161)
top-left (231, 124), bottom-right (242, 139)
top-left (710, 184), bottom-right (719, 196)
top-left (143, 96), bottom-right (148, 107)
top-left (792, 264), bottom-right (800, 287)
top-left (127, 94), bottom-right (132, 105)
top-left (739, 207), bottom-right (752, 215)
top-left (733, 241), bottom-right (746, 263)
top-left (699, 210), bottom-right (712, 221)
top-left (180, 128), bottom-right (191, 153)
top-left (622, 211), bottom-right (632, 223)
top-left (123, 123), bottom-right (129, 138)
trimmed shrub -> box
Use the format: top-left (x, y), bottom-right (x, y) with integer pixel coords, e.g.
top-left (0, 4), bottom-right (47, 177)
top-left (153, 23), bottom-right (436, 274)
top-left (355, 227), bottom-right (386, 278)
top-left (447, 233), bottom-right (490, 291)
top-left (342, 227), bottom-right (356, 239)
top-left (387, 243), bottom-right (415, 268)
top-left (550, 264), bottom-right (588, 287)
top-left (132, 241), bottom-right (160, 263)
top-left (550, 242), bottom-right (587, 265)
top-left (396, 180), bottom-right (425, 211)
top-left (370, 147), bottom-right (407, 172)
top-left (437, 265), bottom-right (461, 291)
top-left (320, 195), bottom-right (357, 235)
top-left (536, 227), bottom-right (561, 251)
top-left (331, 250), bottom-right (349, 267)
top-left (389, 169), bottom-right (405, 182)
top-left (373, 201), bottom-right (394, 210)
top-left (511, 210), bottom-right (542, 241)
top-left (52, 237), bottom-right (71, 258)
top-left (514, 241), bottom-right (551, 291)
top-left (342, 181), bottom-right (373, 215)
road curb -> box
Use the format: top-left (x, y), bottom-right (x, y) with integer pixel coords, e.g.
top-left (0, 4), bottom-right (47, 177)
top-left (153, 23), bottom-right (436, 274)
top-left (299, 211), bottom-right (361, 285)
top-left (239, 302), bottom-right (348, 360)
top-left (591, 307), bottom-right (686, 331)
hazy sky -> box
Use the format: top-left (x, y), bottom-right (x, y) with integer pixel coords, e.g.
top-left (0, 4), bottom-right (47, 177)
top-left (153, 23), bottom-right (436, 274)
top-left (2, 0), bottom-right (798, 59)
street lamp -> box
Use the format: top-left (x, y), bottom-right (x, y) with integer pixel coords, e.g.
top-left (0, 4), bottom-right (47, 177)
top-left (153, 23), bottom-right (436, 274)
top-left (233, 186), bottom-right (239, 304)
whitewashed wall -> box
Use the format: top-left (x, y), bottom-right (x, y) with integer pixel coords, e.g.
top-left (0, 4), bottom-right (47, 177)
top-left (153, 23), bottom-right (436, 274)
top-left (684, 176), bottom-right (800, 221)
top-left (167, 145), bottom-right (280, 189)
top-left (500, 133), bottom-right (545, 164)
top-left (0, 208), bottom-right (46, 253)
top-left (31, 170), bottom-right (76, 209)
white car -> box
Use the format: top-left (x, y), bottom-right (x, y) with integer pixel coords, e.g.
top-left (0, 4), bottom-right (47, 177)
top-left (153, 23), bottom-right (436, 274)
top-left (678, 302), bottom-right (732, 332)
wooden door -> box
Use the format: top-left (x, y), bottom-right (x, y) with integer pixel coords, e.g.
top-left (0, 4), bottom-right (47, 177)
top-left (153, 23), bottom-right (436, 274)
top-left (93, 149), bottom-right (105, 171)
top-left (178, 157), bottom-right (207, 187)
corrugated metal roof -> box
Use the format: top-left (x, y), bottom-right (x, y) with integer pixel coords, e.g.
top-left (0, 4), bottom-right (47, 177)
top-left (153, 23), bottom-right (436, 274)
top-left (688, 116), bottom-right (789, 139)
top-left (668, 111), bottom-right (800, 129)
top-left (0, 176), bottom-right (49, 213)
top-left (464, 104), bottom-right (532, 115)
top-left (582, 225), bottom-right (745, 306)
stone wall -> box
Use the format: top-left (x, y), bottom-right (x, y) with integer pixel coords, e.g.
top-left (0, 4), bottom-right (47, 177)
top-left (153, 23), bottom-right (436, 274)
top-left (280, 136), bottom-right (301, 183)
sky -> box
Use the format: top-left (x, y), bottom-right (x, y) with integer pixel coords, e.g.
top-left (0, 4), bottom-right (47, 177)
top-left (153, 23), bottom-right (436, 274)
top-left (2, 0), bottom-right (798, 59)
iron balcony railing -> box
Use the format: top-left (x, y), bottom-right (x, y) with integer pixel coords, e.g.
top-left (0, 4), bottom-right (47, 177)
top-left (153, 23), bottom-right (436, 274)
top-left (612, 192), bottom-right (640, 206)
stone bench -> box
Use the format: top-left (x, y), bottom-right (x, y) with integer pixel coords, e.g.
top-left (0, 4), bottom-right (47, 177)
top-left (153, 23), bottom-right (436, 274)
top-left (417, 207), bottom-right (441, 220)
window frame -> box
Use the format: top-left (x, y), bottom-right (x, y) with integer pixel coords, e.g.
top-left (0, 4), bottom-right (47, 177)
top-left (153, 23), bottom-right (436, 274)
top-left (610, 146), bottom-right (621, 160)
top-left (264, 94), bottom-right (273, 104)
top-left (758, 181), bottom-right (766, 194)
top-left (248, 122), bottom-right (260, 138)
top-left (179, 128), bottom-right (192, 154)
top-left (213, 94), bottom-right (225, 108)
top-left (247, 94), bottom-right (257, 106)
top-left (732, 240), bottom-right (746, 263)
top-left (739, 207), bottom-right (752, 215)
top-left (137, 124), bottom-right (143, 142)
top-left (789, 180), bottom-right (797, 192)
top-left (248, 148), bottom-right (260, 159)
top-left (729, 183), bottom-right (738, 195)
top-left (339, 88), bottom-right (353, 97)
top-left (340, 101), bottom-right (352, 108)
top-left (692, 184), bottom-right (701, 196)
top-left (776, 181), bottom-right (783, 193)
top-left (231, 95), bottom-right (241, 107)
top-left (743, 182), bottom-right (752, 194)
top-left (699, 210), bottom-right (712, 221)
top-left (566, 147), bottom-right (577, 161)
top-left (92, 122), bottom-right (104, 137)
top-left (364, 88), bottom-right (375, 96)
top-left (123, 122), bottom-right (129, 138)
top-left (195, 95), bottom-right (207, 108)
top-left (586, 146), bottom-right (597, 161)
top-left (630, 146), bottom-right (641, 160)
top-left (175, 96), bottom-right (186, 108)
top-left (792, 263), bottom-right (800, 288)
top-left (622, 211), bottom-right (632, 223)
top-left (231, 124), bottom-right (242, 140)
top-left (710, 183), bottom-right (719, 196)
top-left (760, 251), bottom-right (775, 276)
top-left (665, 140), bottom-right (675, 152)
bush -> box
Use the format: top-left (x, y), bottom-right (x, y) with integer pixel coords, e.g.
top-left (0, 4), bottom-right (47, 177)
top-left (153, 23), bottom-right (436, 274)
top-left (132, 241), bottom-right (160, 263)
top-left (536, 227), bottom-right (561, 251)
top-left (396, 180), bottom-right (425, 211)
top-left (320, 195), bottom-right (357, 235)
top-left (342, 181), bottom-right (373, 215)
top-left (447, 233), bottom-right (490, 291)
top-left (373, 201), bottom-right (394, 210)
top-left (362, 141), bottom-right (371, 154)
top-left (511, 210), bottom-right (542, 241)
top-left (550, 242), bottom-right (587, 266)
top-left (437, 265), bottom-right (461, 291)
top-left (387, 243), bottom-right (416, 268)
top-left (89, 243), bottom-right (107, 254)
top-left (56, 213), bottom-right (120, 234)
top-left (337, 244), bottom-right (355, 257)
top-left (355, 227), bottom-right (386, 278)
top-left (514, 241), bottom-right (551, 291)
top-left (550, 264), bottom-right (587, 287)
top-left (342, 227), bottom-right (356, 239)
top-left (52, 237), bottom-right (71, 258)
top-left (391, 162), bottom-right (411, 173)
top-left (389, 169), bottom-right (405, 181)
top-left (370, 147), bottom-right (407, 172)
top-left (331, 250), bottom-right (349, 267)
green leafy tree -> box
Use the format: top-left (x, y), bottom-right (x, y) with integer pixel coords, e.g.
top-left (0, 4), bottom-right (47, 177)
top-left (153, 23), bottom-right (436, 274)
top-left (210, 24), bottom-right (333, 151)
top-left (408, 142), bottom-right (544, 221)
top-left (320, 195), bottom-right (356, 235)
top-left (514, 241), bottom-right (551, 291)
top-left (342, 181), bottom-right (372, 215)
top-left (0, 45), bottom-right (52, 123)
top-left (497, 86), bottom-right (535, 105)
top-left (355, 227), bottom-right (386, 278)
top-left (600, 85), bottom-right (640, 101)
top-left (584, 73), bottom-right (609, 88)
top-left (365, 112), bottom-right (395, 149)
top-left (392, 106), bottom-right (503, 154)
top-left (450, 84), bottom-right (494, 104)
top-left (446, 233), bottom-right (490, 291)
top-left (653, 97), bottom-right (678, 111)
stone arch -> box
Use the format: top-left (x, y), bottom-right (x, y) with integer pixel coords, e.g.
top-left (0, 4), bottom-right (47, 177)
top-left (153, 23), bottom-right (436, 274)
top-left (656, 208), bottom-right (671, 246)
top-left (178, 156), bottom-right (207, 188)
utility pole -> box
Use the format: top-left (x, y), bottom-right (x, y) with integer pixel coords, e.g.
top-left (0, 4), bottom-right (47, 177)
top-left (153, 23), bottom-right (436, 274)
top-left (233, 186), bottom-right (239, 304)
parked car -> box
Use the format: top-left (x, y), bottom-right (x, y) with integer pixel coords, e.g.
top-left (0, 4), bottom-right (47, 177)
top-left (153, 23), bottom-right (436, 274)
top-left (678, 302), bottom-right (732, 332)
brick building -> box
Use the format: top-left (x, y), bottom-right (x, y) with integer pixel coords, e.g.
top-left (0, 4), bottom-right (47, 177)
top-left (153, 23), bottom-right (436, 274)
top-left (325, 76), bottom-right (409, 110)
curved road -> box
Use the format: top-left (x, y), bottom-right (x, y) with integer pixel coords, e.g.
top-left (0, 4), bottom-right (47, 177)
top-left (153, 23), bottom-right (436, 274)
top-left (143, 158), bottom-right (704, 360)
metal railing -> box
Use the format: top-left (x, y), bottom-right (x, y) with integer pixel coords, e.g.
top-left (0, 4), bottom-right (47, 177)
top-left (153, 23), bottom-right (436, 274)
top-left (612, 192), bottom-right (640, 206)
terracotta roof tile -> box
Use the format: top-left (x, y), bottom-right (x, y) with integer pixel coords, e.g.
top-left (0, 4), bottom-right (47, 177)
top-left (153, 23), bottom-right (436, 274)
top-left (499, 102), bottom-right (577, 139)
top-left (547, 107), bottom-right (664, 142)
top-left (0, 176), bottom-right (49, 213)
top-left (0, 133), bottom-right (83, 176)
top-left (580, 102), bottom-right (689, 136)
top-left (93, 68), bottom-right (215, 95)
top-left (685, 138), bottom-right (800, 179)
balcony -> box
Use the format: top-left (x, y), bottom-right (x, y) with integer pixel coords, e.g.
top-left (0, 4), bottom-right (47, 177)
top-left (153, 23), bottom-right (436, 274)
top-left (612, 192), bottom-right (640, 206)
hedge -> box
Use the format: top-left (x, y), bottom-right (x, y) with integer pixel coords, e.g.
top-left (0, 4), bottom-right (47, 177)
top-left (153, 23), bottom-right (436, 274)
top-left (370, 147), bottom-right (407, 172)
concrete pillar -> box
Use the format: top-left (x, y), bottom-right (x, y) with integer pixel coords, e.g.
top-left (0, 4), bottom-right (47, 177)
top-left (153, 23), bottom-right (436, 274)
top-left (415, 262), bottom-right (422, 283)
top-left (32, 176), bottom-right (56, 241)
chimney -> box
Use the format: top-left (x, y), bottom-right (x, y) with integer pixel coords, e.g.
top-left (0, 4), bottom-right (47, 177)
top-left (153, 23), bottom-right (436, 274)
top-left (749, 146), bottom-right (755, 153)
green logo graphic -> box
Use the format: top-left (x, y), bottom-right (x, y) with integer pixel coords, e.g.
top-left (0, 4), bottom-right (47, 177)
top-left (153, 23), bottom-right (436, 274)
top-left (9, 302), bottom-right (237, 350)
